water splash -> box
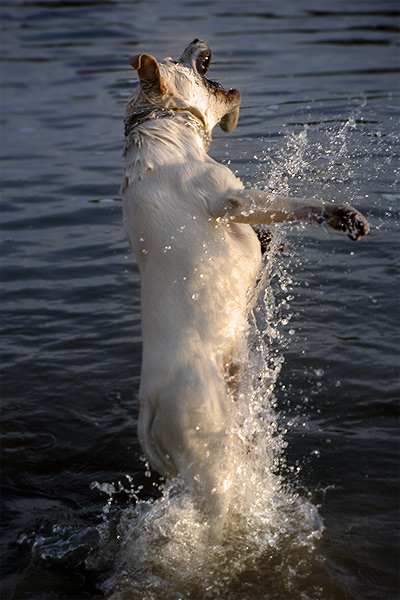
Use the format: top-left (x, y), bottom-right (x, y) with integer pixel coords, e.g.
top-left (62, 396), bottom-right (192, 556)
top-left (85, 230), bottom-right (324, 600)
top-left (89, 478), bottom-right (323, 600)
top-left (253, 99), bottom-right (399, 230)
top-left (19, 108), bottom-right (394, 598)
top-left (82, 110), bottom-right (390, 598)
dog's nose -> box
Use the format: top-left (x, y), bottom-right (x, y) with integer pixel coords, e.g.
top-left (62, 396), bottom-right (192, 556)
top-left (180, 40), bottom-right (212, 70)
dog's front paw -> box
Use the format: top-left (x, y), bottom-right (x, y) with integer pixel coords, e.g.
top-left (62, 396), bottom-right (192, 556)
top-left (325, 204), bottom-right (370, 241)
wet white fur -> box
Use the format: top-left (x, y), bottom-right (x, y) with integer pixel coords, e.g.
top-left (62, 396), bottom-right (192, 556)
top-left (123, 134), bottom-right (259, 525)
top-left (122, 49), bottom-right (369, 532)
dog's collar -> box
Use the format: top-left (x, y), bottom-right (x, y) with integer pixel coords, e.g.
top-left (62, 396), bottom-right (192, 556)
top-left (124, 107), bottom-right (212, 148)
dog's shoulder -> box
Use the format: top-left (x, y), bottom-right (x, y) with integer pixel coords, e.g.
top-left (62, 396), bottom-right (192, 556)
top-left (190, 158), bottom-right (243, 195)
top-left (137, 157), bottom-right (243, 201)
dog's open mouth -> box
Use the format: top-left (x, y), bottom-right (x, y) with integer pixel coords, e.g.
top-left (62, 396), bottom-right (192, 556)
top-left (183, 41), bottom-right (242, 132)
top-left (196, 50), bottom-right (211, 76)
top-left (206, 77), bottom-right (240, 101)
top-left (198, 56), bottom-right (240, 104)
top-left (180, 39), bottom-right (241, 107)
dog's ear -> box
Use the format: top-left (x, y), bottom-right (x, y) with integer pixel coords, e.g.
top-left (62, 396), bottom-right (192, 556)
top-left (128, 53), bottom-right (166, 96)
top-left (220, 106), bottom-right (240, 132)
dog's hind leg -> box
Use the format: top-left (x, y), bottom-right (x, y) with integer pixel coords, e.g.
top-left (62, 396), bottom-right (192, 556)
top-left (146, 360), bottom-right (234, 538)
top-left (137, 399), bottom-right (178, 478)
top-left (179, 427), bottom-right (234, 539)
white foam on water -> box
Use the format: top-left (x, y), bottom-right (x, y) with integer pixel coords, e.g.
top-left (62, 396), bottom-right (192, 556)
top-left (93, 478), bottom-right (323, 600)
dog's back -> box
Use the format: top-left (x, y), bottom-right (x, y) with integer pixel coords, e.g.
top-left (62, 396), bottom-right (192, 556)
top-left (123, 132), bottom-right (261, 518)
top-left (122, 42), bottom-right (262, 528)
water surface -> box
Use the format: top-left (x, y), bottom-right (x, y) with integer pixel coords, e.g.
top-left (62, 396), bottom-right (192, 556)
top-left (1, 1), bottom-right (399, 599)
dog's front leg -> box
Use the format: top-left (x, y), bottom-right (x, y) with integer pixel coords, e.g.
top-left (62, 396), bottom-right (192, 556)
top-left (210, 189), bottom-right (369, 241)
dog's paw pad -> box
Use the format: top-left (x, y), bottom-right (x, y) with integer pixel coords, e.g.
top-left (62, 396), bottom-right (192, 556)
top-left (328, 205), bottom-right (370, 241)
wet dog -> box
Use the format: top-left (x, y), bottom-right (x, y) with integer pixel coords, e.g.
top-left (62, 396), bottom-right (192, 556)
top-left (121, 40), bottom-right (369, 534)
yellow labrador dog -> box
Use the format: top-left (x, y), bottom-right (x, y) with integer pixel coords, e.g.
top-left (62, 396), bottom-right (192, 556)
top-left (122, 40), bottom-right (369, 533)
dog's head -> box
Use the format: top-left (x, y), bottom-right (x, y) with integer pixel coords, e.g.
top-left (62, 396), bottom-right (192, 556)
top-left (126, 40), bottom-right (241, 136)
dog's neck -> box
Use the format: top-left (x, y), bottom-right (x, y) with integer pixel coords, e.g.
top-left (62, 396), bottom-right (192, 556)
top-left (123, 107), bottom-right (213, 178)
top-left (124, 106), bottom-right (211, 152)
top-left (125, 106), bottom-right (211, 144)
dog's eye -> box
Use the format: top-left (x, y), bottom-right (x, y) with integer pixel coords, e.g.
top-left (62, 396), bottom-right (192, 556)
top-left (196, 52), bottom-right (211, 76)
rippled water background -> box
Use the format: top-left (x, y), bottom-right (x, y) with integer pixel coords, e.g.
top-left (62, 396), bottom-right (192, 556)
top-left (1, 1), bottom-right (399, 599)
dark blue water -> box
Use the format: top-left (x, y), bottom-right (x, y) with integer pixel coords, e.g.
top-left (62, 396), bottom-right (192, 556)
top-left (1, 1), bottom-right (399, 599)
